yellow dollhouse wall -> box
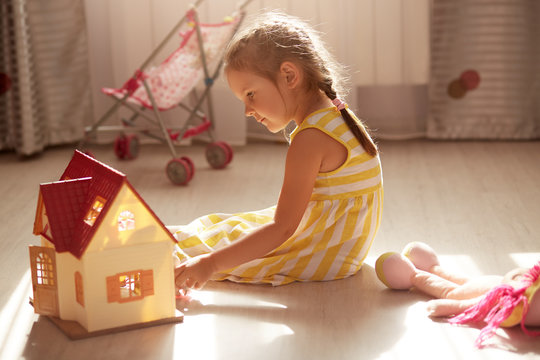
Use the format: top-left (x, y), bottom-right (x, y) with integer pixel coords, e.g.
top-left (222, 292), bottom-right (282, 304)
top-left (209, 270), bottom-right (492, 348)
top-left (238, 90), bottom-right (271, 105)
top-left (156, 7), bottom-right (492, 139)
top-left (81, 183), bottom-right (176, 332)
top-left (82, 241), bottom-right (175, 332)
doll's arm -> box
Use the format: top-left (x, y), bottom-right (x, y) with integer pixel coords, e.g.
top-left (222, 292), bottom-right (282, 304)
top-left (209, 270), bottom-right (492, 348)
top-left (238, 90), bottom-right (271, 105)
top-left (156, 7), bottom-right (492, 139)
top-left (426, 297), bottom-right (483, 317)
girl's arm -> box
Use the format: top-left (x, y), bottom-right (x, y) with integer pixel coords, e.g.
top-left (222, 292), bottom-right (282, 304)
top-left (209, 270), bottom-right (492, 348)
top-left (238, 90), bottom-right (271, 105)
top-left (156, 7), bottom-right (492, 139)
top-left (211, 128), bottom-right (324, 268)
top-left (174, 128), bottom-right (334, 289)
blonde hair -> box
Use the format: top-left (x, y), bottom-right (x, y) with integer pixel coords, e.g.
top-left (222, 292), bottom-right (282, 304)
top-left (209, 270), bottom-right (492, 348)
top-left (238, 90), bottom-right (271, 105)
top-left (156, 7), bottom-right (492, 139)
top-left (224, 11), bottom-right (378, 156)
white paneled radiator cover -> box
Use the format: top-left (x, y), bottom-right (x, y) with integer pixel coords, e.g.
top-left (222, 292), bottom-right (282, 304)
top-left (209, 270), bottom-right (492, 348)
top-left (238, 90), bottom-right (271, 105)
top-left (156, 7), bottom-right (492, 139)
top-left (356, 85), bottom-right (428, 140)
top-left (428, 0), bottom-right (540, 139)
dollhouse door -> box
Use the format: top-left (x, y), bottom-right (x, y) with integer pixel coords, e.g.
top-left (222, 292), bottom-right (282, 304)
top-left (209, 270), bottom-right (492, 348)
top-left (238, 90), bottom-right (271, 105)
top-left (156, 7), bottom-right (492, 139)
top-left (29, 246), bottom-right (59, 317)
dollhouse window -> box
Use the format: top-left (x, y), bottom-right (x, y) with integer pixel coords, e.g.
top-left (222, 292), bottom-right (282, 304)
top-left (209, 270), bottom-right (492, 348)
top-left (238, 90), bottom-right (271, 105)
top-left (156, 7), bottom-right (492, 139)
top-left (106, 270), bottom-right (154, 304)
top-left (36, 252), bottom-right (55, 286)
top-left (118, 210), bottom-right (135, 231)
top-left (120, 273), bottom-right (141, 299)
top-left (75, 271), bottom-right (84, 307)
top-left (84, 196), bottom-right (106, 226)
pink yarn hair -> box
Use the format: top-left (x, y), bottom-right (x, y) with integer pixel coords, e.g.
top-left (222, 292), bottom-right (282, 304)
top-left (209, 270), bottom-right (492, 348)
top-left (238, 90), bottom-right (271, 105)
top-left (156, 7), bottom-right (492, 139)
top-left (449, 262), bottom-right (540, 348)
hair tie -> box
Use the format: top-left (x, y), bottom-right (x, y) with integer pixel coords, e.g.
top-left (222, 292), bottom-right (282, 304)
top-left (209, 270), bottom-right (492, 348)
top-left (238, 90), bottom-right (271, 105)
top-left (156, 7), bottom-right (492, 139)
top-left (332, 98), bottom-right (346, 111)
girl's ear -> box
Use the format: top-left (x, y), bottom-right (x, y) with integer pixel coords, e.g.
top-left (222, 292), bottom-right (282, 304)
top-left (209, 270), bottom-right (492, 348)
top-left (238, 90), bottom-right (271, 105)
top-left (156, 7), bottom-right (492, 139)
top-left (279, 61), bottom-right (301, 89)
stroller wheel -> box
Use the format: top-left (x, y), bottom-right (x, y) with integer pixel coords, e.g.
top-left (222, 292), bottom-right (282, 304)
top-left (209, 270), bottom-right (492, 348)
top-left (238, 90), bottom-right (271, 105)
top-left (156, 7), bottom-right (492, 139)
top-left (124, 134), bottom-right (140, 160)
top-left (114, 134), bottom-right (139, 160)
top-left (114, 135), bottom-right (127, 159)
top-left (180, 156), bottom-right (195, 181)
top-left (216, 141), bottom-right (233, 164)
top-left (206, 142), bottom-right (229, 169)
top-left (166, 158), bottom-right (192, 185)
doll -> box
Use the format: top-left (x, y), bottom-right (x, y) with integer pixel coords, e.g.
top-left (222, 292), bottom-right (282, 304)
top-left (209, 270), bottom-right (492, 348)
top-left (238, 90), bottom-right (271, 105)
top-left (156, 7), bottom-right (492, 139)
top-left (375, 242), bottom-right (540, 347)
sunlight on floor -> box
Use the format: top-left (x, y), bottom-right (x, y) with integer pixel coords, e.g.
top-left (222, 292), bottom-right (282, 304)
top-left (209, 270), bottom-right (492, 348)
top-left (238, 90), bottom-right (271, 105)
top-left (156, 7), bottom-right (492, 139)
top-left (174, 289), bottom-right (218, 359)
top-left (188, 288), bottom-right (215, 305)
top-left (256, 321), bottom-right (294, 344)
top-left (374, 301), bottom-right (480, 359)
top-left (252, 300), bottom-right (287, 309)
top-left (173, 313), bottom-right (218, 359)
top-left (189, 287), bottom-right (288, 309)
top-left (438, 254), bottom-right (483, 277)
top-left (172, 288), bottom-right (293, 359)
top-left (509, 253), bottom-right (540, 269)
top-left (0, 269), bottom-right (35, 360)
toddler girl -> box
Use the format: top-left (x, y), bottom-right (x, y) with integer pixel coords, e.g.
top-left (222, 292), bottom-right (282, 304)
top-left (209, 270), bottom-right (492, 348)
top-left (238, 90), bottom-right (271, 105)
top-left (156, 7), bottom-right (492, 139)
top-left (172, 12), bottom-right (383, 289)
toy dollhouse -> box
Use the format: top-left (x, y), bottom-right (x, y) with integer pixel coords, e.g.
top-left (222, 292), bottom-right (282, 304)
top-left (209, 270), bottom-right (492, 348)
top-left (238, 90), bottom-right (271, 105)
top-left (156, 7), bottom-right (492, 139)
top-left (30, 150), bottom-right (182, 339)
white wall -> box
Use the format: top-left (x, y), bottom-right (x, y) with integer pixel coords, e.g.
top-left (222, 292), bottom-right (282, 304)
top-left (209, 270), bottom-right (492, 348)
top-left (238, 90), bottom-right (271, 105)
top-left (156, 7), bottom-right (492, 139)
top-left (84, 0), bottom-right (430, 144)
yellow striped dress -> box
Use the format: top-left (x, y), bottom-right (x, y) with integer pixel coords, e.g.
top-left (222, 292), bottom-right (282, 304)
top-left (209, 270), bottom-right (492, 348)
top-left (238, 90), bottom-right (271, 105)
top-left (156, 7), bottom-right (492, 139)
top-left (172, 107), bottom-right (383, 285)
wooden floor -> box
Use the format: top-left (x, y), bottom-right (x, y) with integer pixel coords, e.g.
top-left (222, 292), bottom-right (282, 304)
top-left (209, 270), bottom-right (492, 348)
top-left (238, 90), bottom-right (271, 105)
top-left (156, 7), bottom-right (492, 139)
top-left (1, 139), bottom-right (539, 360)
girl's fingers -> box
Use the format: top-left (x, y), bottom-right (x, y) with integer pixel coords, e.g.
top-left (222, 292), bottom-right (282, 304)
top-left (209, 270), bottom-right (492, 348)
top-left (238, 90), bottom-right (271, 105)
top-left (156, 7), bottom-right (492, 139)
top-left (193, 281), bottom-right (205, 290)
top-left (185, 277), bottom-right (197, 289)
top-left (175, 269), bottom-right (187, 288)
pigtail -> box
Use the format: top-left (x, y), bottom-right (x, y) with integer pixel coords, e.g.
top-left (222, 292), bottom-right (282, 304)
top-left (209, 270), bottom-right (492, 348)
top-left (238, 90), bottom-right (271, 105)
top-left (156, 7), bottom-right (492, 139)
top-left (320, 78), bottom-right (378, 157)
top-left (340, 107), bottom-right (378, 157)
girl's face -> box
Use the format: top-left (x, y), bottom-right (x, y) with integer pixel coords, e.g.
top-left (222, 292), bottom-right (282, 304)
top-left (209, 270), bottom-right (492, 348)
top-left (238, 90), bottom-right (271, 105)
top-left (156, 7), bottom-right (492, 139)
top-left (226, 69), bottom-right (291, 133)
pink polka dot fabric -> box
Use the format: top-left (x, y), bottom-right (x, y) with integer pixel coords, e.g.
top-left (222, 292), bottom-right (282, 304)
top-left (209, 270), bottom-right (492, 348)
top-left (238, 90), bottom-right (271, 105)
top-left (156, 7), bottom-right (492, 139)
top-left (103, 14), bottom-right (238, 111)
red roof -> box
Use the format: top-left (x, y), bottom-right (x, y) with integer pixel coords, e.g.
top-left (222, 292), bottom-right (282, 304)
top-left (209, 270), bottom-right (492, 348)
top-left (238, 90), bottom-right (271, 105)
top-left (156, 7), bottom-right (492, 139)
top-left (40, 178), bottom-right (92, 253)
top-left (36, 150), bottom-right (176, 259)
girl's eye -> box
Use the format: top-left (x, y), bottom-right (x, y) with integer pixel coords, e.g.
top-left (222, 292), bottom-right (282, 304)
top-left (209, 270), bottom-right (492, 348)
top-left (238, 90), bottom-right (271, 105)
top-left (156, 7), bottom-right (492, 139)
top-left (246, 92), bottom-right (254, 99)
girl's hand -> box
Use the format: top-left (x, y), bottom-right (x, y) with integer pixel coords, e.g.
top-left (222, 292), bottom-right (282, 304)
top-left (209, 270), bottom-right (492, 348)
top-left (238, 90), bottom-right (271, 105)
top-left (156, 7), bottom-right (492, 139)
top-left (174, 253), bottom-right (216, 290)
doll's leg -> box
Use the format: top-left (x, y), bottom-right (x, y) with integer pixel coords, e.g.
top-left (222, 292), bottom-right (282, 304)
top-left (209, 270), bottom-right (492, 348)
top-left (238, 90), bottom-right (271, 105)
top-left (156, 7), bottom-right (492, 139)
top-left (430, 265), bottom-right (470, 286)
top-left (375, 252), bottom-right (417, 290)
top-left (411, 270), bottom-right (461, 299)
top-left (403, 242), bottom-right (469, 285)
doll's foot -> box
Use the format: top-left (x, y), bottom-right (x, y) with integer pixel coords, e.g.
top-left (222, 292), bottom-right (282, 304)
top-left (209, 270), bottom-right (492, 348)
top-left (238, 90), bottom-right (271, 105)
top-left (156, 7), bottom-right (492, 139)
top-left (375, 252), bottom-right (416, 290)
top-left (402, 242), bottom-right (440, 272)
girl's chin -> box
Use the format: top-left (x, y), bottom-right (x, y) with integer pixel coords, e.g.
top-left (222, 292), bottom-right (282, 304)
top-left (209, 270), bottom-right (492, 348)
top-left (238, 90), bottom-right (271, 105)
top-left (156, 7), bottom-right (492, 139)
top-left (260, 119), bottom-right (289, 133)
top-left (266, 126), bottom-right (284, 134)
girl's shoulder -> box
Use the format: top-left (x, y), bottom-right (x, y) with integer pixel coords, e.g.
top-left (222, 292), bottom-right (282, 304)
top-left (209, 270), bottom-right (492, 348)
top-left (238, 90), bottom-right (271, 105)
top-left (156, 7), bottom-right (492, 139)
top-left (289, 108), bottom-right (350, 173)
top-left (290, 107), bottom-right (341, 142)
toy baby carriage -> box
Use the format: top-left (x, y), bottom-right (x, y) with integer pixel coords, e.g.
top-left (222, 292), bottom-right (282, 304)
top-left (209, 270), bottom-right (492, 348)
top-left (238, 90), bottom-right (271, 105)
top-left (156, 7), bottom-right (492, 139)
top-left (80, 0), bottom-right (251, 185)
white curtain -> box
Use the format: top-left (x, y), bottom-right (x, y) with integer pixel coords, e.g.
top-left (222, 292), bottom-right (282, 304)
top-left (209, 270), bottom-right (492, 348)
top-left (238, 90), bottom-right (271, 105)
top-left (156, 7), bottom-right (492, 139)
top-left (427, 0), bottom-right (540, 139)
top-left (0, 0), bottom-right (93, 156)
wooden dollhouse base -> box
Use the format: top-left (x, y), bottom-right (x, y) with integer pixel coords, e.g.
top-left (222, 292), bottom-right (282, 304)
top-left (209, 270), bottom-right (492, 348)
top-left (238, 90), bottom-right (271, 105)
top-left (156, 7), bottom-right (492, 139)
top-left (44, 310), bottom-right (184, 340)
top-left (30, 300), bottom-right (183, 340)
